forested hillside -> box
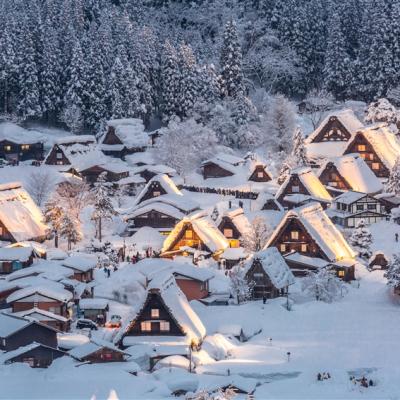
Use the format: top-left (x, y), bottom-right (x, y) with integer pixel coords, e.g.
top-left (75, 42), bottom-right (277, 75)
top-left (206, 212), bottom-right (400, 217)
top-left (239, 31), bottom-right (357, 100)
top-left (1, 0), bottom-right (399, 137)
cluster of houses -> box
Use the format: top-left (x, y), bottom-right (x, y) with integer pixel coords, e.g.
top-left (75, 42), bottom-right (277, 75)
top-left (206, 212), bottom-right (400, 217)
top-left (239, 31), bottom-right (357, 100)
top-left (0, 107), bottom-right (399, 373)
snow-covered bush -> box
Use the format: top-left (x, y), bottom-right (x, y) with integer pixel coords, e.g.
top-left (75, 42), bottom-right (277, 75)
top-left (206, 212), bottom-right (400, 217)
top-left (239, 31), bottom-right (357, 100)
top-left (229, 266), bottom-right (254, 304)
top-left (386, 157), bottom-right (400, 196)
top-left (365, 98), bottom-right (400, 132)
top-left (349, 219), bottom-right (372, 260)
top-left (384, 253), bottom-right (400, 289)
top-left (240, 216), bottom-right (270, 252)
top-left (302, 268), bottom-right (347, 302)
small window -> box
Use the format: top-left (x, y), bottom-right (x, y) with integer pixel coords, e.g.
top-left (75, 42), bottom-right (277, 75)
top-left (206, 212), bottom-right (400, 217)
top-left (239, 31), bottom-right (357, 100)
top-left (21, 144), bottom-right (30, 151)
top-left (185, 230), bottom-right (193, 239)
top-left (356, 204), bottom-right (364, 211)
top-left (280, 244), bottom-right (286, 252)
top-left (367, 204), bottom-right (377, 210)
top-left (4, 145), bottom-right (11, 152)
top-left (372, 162), bottom-right (380, 170)
top-left (153, 191), bottom-right (161, 197)
top-left (368, 153), bottom-right (374, 161)
top-left (291, 231), bottom-right (299, 240)
top-left (257, 171), bottom-right (264, 178)
top-left (338, 270), bottom-right (345, 277)
top-left (328, 181), bottom-right (338, 187)
top-left (357, 144), bottom-right (366, 152)
top-left (301, 244), bottom-right (307, 252)
top-left (224, 228), bottom-right (234, 238)
top-left (160, 321), bottom-right (170, 332)
top-left (56, 160), bottom-right (64, 165)
top-left (151, 309), bottom-right (159, 318)
top-left (1, 338), bottom-right (5, 346)
top-left (291, 185), bottom-right (300, 193)
top-left (56, 152), bottom-right (63, 159)
top-left (140, 321), bottom-right (152, 332)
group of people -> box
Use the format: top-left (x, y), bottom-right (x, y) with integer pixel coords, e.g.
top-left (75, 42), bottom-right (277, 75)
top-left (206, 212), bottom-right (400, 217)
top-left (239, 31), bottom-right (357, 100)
top-left (126, 248), bottom-right (156, 264)
top-left (183, 185), bottom-right (258, 200)
top-left (350, 375), bottom-right (374, 388)
top-left (317, 372), bottom-right (331, 381)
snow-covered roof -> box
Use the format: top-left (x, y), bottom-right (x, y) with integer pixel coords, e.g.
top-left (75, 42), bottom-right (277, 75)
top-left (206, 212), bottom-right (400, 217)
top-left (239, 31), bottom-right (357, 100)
top-left (6, 285), bottom-right (73, 303)
top-left (306, 109), bottom-right (364, 143)
top-left (13, 307), bottom-right (68, 322)
top-left (6, 241), bottom-right (47, 257)
top-left (213, 153), bottom-right (245, 166)
top-left (162, 213), bottom-right (229, 254)
top-left (105, 118), bottom-right (148, 148)
top-left (69, 339), bottom-right (126, 360)
top-left (276, 167), bottom-right (332, 203)
top-left (284, 252), bottom-right (331, 269)
top-left (348, 124), bottom-right (400, 170)
top-left (215, 206), bottom-right (251, 236)
top-left (6, 260), bottom-right (73, 282)
top-left (306, 141), bottom-right (349, 162)
top-left (0, 342), bottom-right (48, 364)
top-left (130, 226), bottom-right (165, 251)
top-left (115, 275), bottom-right (206, 345)
top-left (133, 174), bottom-right (182, 206)
top-left (0, 182), bottom-right (48, 242)
top-left (0, 313), bottom-right (30, 337)
top-left (125, 202), bottom-right (185, 222)
top-left (61, 255), bottom-right (97, 272)
top-left (0, 122), bottom-right (44, 144)
top-left (266, 202), bottom-right (356, 262)
top-left (134, 194), bottom-right (199, 215)
top-left (0, 247), bottom-right (33, 261)
top-left (246, 247), bottom-right (295, 289)
top-left (131, 164), bottom-right (176, 177)
top-left (55, 135), bottom-right (96, 146)
top-left (334, 190), bottom-right (369, 205)
top-left (79, 298), bottom-right (109, 310)
top-left (318, 154), bottom-right (383, 194)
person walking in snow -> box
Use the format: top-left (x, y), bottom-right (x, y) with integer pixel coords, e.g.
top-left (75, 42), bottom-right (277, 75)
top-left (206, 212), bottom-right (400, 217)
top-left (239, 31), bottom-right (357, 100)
top-left (396, 233), bottom-right (399, 242)
top-left (107, 268), bottom-right (111, 278)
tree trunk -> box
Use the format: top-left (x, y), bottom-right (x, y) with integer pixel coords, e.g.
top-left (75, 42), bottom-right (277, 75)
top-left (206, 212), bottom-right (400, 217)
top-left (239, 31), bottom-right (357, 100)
top-left (99, 217), bottom-right (102, 242)
top-left (54, 231), bottom-right (58, 248)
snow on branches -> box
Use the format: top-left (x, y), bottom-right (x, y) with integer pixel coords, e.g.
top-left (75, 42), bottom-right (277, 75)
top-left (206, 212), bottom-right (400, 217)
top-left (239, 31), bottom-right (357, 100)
top-left (384, 253), bottom-right (400, 290)
top-left (349, 219), bottom-right (372, 260)
top-left (240, 216), bottom-right (270, 253)
top-left (229, 265), bottom-right (255, 304)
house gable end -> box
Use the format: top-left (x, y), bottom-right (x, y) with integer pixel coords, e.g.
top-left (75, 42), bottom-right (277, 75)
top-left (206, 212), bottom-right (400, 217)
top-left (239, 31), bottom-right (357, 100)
top-left (312, 117), bottom-right (352, 143)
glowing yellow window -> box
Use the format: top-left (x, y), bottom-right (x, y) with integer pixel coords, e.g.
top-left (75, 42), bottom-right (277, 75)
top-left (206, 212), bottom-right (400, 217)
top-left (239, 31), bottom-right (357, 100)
top-left (357, 144), bottom-right (366, 151)
top-left (153, 191), bottom-right (161, 197)
top-left (372, 162), bottom-right (380, 170)
top-left (140, 321), bottom-right (151, 332)
top-left (257, 171), bottom-right (264, 178)
top-left (160, 321), bottom-right (170, 332)
top-left (280, 244), bottom-right (286, 252)
top-left (224, 228), bottom-right (234, 238)
top-left (4, 145), bottom-right (11, 152)
top-left (229, 239), bottom-right (239, 248)
top-left (185, 230), bottom-right (193, 239)
top-left (151, 309), bottom-right (159, 318)
top-left (301, 244), bottom-right (307, 252)
top-left (291, 231), bottom-right (299, 240)
top-left (338, 270), bottom-right (345, 277)
top-left (21, 144), bottom-right (30, 151)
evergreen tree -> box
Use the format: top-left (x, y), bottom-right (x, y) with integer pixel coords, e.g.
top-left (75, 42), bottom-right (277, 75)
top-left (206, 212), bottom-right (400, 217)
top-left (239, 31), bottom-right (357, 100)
top-left (349, 219), bottom-right (372, 260)
top-left (386, 157), bottom-right (400, 196)
top-left (384, 253), bottom-right (400, 289)
top-left (229, 265), bottom-right (255, 304)
top-left (91, 173), bottom-right (116, 242)
top-left (59, 213), bottom-right (81, 251)
top-left (109, 56), bottom-right (126, 119)
top-left (220, 19), bottom-right (245, 99)
top-left (291, 127), bottom-right (308, 167)
top-left (44, 199), bottom-right (64, 248)
top-left (161, 40), bottom-right (180, 121)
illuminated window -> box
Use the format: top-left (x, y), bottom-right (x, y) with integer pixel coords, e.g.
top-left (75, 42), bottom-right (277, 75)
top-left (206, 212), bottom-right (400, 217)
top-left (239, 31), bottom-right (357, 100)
top-left (357, 144), bottom-right (366, 152)
top-left (56, 152), bottom-right (63, 159)
top-left (0, 227), bottom-right (3, 235)
top-left (185, 230), bottom-right (193, 239)
top-left (151, 309), bottom-right (159, 318)
top-left (257, 171), bottom-right (264, 178)
top-left (338, 270), bottom-right (345, 277)
top-left (291, 186), bottom-right (300, 193)
top-left (4, 145), bottom-right (11, 152)
top-left (359, 153), bottom-right (366, 160)
top-left (224, 228), bottom-right (233, 238)
top-left (372, 162), bottom-right (380, 170)
top-left (56, 161), bottom-right (64, 165)
top-left (301, 244), bottom-right (307, 252)
top-left (140, 321), bottom-right (152, 332)
top-left (160, 321), bottom-right (170, 332)
top-left (368, 153), bottom-right (374, 161)
top-left (291, 231), bottom-right (299, 240)
top-left (280, 244), bottom-right (286, 252)
top-left (21, 144), bottom-right (30, 151)
top-left (329, 181), bottom-right (338, 187)
top-left (153, 191), bottom-right (161, 197)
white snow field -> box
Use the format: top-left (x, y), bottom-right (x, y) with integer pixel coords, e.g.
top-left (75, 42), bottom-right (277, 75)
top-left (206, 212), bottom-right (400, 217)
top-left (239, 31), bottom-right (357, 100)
top-left (1, 265), bottom-right (400, 399)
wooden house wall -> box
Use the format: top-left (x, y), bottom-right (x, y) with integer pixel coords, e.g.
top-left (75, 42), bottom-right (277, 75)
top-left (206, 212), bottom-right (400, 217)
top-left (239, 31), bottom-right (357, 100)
top-left (0, 140), bottom-right (44, 161)
top-left (245, 260), bottom-right (280, 299)
top-left (8, 346), bottom-right (64, 368)
top-left (0, 219), bottom-right (17, 243)
top-left (81, 166), bottom-right (129, 184)
top-left (261, 199), bottom-right (281, 211)
top-left (1, 323), bottom-right (58, 351)
top-left (84, 348), bottom-right (125, 363)
top-left (277, 175), bottom-right (310, 205)
top-left (202, 163), bottom-right (234, 179)
top-left (45, 145), bottom-right (70, 165)
top-left (0, 255), bottom-right (34, 274)
top-left (72, 269), bottom-right (93, 283)
top-left (269, 218), bottom-right (327, 260)
top-left (169, 223), bottom-right (209, 253)
top-left (127, 210), bottom-right (179, 230)
top-left (122, 292), bottom-right (185, 338)
top-left (248, 165), bottom-right (271, 182)
top-left (11, 299), bottom-right (69, 318)
top-left (369, 253), bottom-right (389, 269)
top-left (344, 133), bottom-right (390, 177)
top-left (174, 278), bottom-right (209, 301)
top-left (311, 117), bottom-right (352, 142)
top-left (318, 163), bottom-right (351, 190)
top-left (102, 127), bottom-right (123, 145)
top-left (139, 182), bottom-right (168, 203)
top-left (218, 217), bottom-right (241, 240)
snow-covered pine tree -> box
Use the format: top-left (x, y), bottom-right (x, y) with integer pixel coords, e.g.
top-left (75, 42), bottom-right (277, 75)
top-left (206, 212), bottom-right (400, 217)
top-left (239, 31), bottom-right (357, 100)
top-left (219, 19), bottom-right (245, 99)
top-left (109, 56), bottom-right (125, 119)
top-left (277, 161), bottom-right (291, 185)
top-left (44, 198), bottom-right (64, 248)
top-left (102, 241), bottom-right (119, 270)
top-left (291, 126), bottom-right (308, 167)
top-left (91, 172), bottom-right (116, 242)
top-left (386, 157), bottom-right (400, 196)
top-left (384, 253), bottom-right (400, 290)
top-left (229, 265), bottom-right (255, 304)
top-left (161, 40), bottom-right (180, 121)
top-left (349, 219), bottom-right (372, 260)
top-left (59, 213), bottom-right (81, 250)
top-left (301, 267), bottom-right (346, 303)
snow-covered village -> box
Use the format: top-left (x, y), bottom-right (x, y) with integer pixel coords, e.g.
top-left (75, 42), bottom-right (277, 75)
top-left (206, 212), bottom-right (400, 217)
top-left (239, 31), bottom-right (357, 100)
top-left (3, 1), bottom-right (400, 399)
